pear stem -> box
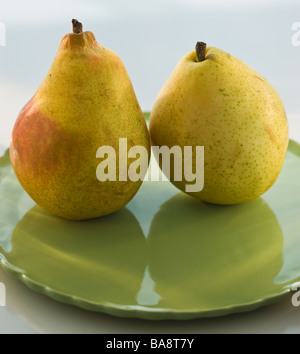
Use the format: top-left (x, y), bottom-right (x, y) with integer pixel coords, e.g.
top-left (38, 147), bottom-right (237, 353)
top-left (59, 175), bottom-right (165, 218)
top-left (72, 19), bottom-right (83, 34)
top-left (195, 42), bottom-right (207, 62)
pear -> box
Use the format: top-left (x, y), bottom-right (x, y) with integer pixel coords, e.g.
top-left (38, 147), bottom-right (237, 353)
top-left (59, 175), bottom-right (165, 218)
top-left (10, 20), bottom-right (150, 220)
top-left (149, 42), bottom-right (289, 205)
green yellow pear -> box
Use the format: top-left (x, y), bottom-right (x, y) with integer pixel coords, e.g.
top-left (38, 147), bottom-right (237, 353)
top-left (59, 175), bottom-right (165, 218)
top-left (10, 20), bottom-right (150, 220)
top-left (149, 42), bottom-right (289, 205)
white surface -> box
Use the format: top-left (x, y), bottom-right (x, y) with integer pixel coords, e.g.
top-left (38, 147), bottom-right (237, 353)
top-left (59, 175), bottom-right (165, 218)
top-left (0, 0), bottom-right (299, 334)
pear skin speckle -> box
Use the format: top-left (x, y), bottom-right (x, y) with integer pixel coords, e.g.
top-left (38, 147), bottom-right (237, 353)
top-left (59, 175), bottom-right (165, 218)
top-left (10, 29), bottom-right (150, 220)
top-left (149, 46), bottom-right (289, 205)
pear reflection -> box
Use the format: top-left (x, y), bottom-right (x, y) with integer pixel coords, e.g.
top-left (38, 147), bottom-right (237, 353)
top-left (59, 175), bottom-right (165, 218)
top-left (7, 206), bottom-right (147, 306)
top-left (147, 194), bottom-right (284, 310)
top-left (4, 190), bottom-right (285, 313)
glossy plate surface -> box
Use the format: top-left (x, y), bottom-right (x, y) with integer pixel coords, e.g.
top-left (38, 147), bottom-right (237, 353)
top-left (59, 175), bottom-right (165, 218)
top-left (0, 142), bottom-right (300, 320)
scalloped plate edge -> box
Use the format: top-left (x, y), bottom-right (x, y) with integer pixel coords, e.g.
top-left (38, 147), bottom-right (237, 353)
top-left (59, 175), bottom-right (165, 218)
top-left (0, 140), bottom-right (299, 320)
top-left (0, 253), bottom-right (297, 320)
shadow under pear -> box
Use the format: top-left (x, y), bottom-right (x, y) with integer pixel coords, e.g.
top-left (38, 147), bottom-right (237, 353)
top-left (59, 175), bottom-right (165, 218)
top-left (3, 205), bottom-right (147, 306)
top-left (147, 193), bottom-right (284, 310)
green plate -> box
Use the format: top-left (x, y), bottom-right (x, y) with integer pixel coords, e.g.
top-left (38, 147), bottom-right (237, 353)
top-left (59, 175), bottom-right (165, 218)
top-left (0, 142), bottom-right (300, 320)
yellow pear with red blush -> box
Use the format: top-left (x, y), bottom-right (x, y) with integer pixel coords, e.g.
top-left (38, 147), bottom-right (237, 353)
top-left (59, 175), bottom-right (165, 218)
top-left (10, 20), bottom-right (150, 220)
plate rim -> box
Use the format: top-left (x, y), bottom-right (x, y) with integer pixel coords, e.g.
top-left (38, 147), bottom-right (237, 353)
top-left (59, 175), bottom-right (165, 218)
top-left (0, 253), bottom-right (297, 320)
top-left (0, 140), bottom-right (299, 320)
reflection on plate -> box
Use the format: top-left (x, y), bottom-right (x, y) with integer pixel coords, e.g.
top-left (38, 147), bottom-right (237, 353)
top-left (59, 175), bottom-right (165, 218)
top-left (0, 141), bottom-right (300, 320)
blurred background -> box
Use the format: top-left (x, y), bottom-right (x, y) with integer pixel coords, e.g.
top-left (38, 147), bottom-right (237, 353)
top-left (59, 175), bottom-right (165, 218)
top-left (0, 0), bottom-right (299, 147)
